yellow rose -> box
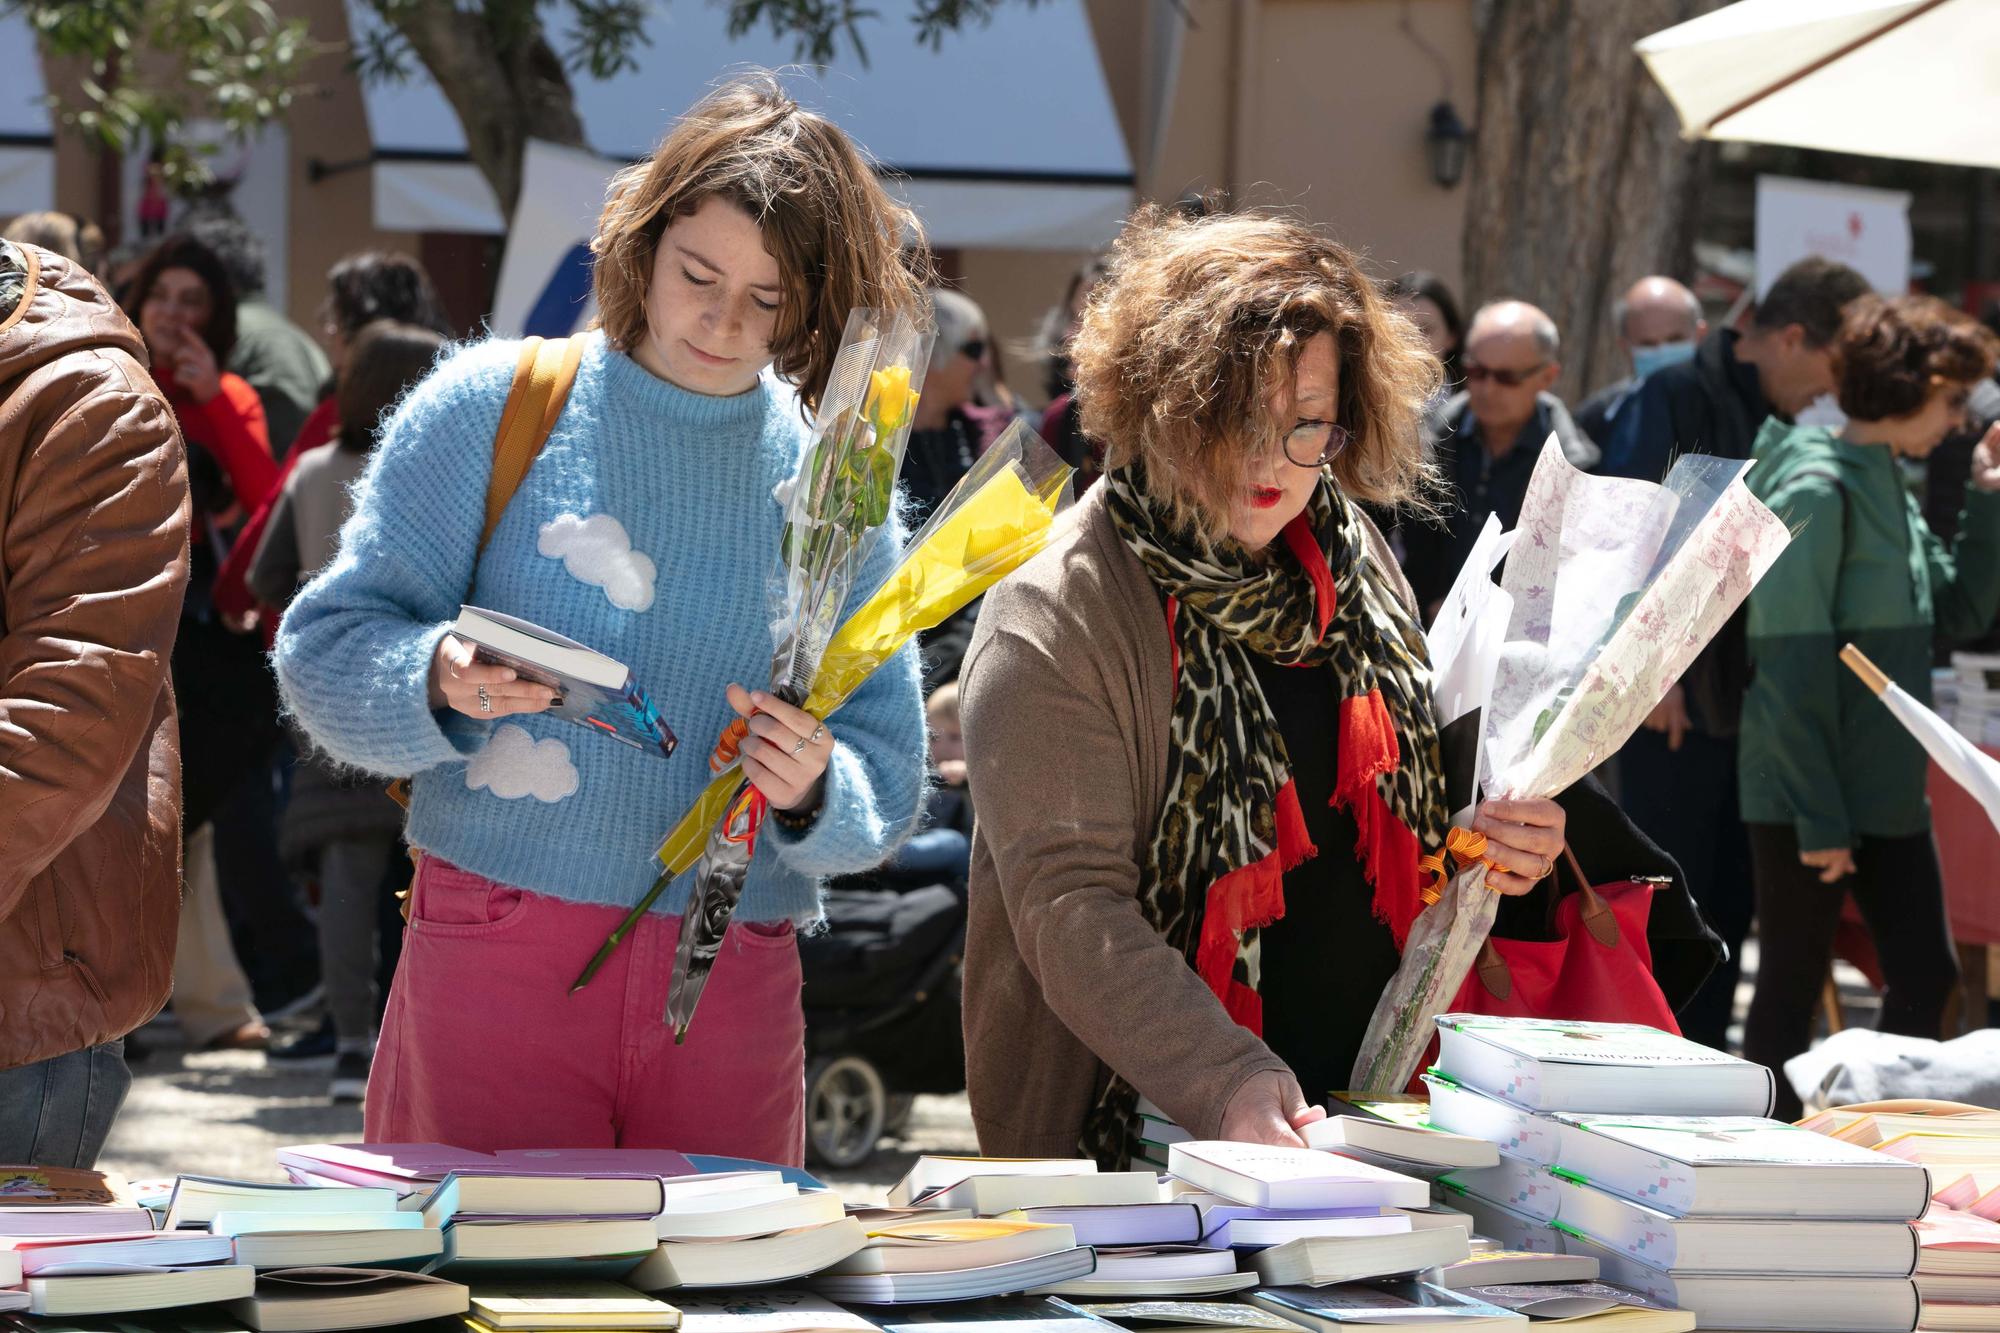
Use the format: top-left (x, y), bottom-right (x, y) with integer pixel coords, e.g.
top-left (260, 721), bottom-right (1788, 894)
top-left (864, 364), bottom-right (918, 434)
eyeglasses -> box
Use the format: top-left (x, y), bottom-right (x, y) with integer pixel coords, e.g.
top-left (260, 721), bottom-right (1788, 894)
top-left (959, 339), bottom-right (988, 362)
top-left (1282, 418), bottom-right (1352, 468)
top-left (1463, 361), bottom-right (1548, 388)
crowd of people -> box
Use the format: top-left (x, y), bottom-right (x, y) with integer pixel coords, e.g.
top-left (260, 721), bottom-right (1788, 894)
top-left (2, 66), bottom-right (1998, 1172)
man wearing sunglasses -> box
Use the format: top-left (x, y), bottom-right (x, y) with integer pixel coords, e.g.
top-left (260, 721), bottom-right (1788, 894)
top-left (1400, 299), bottom-right (1599, 616)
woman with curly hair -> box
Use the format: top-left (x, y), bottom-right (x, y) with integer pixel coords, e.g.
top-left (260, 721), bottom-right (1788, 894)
top-left (959, 207), bottom-right (1701, 1167)
top-left (274, 75), bottom-right (931, 1157)
top-left (1741, 295), bottom-right (2000, 1118)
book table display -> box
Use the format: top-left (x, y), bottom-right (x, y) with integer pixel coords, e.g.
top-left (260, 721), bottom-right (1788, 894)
top-left (5, 1017), bottom-right (1995, 1333)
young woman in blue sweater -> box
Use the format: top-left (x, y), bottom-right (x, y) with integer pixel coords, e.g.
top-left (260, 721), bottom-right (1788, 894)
top-left (274, 76), bottom-right (930, 1159)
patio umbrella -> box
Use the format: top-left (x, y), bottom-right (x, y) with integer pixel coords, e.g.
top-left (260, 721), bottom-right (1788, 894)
top-left (1636, 0), bottom-right (2000, 170)
top-left (1841, 644), bottom-right (2000, 833)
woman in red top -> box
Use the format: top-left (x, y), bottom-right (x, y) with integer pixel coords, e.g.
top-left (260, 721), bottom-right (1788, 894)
top-left (126, 234), bottom-right (316, 1035)
top-left (127, 237), bottom-right (276, 529)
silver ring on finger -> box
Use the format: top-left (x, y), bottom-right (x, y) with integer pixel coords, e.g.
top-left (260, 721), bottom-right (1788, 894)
top-left (809, 723), bottom-right (825, 745)
top-left (791, 734), bottom-right (810, 756)
top-left (477, 685), bottom-right (493, 714)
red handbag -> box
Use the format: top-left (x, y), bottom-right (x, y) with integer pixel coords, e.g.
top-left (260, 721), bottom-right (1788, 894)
top-left (1446, 845), bottom-right (1682, 1033)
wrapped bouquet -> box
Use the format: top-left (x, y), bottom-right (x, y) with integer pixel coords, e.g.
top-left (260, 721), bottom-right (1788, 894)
top-left (569, 377), bottom-right (1075, 1038)
top-left (1348, 438), bottom-right (1794, 1093)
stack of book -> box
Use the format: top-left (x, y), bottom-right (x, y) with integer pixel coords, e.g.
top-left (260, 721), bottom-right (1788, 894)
top-left (1913, 1207), bottom-right (2000, 1332)
top-left (162, 1174), bottom-right (445, 1269)
top-left (1950, 652), bottom-right (2000, 744)
top-left (877, 1157), bottom-right (1223, 1301)
top-left (1425, 1014), bottom-right (1928, 1332)
top-left (1160, 1144), bottom-right (1472, 1296)
top-left (0, 1165), bottom-right (254, 1317)
top-left (1801, 1106), bottom-right (2000, 1222)
top-left (630, 1174), bottom-right (864, 1291)
top-left (817, 1217), bottom-right (1097, 1303)
top-left (411, 1170), bottom-right (662, 1278)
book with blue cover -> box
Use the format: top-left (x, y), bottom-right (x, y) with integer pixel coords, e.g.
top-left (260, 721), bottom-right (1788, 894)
top-left (454, 605), bottom-right (678, 759)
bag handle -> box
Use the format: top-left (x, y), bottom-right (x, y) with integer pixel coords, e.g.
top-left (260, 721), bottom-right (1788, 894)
top-left (1473, 840), bottom-right (1619, 1000)
top-left (387, 334), bottom-right (582, 826)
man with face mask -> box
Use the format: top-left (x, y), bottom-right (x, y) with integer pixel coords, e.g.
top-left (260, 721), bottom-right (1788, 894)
top-left (1575, 277), bottom-right (1707, 447)
top-left (1601, 256), bottom-right (1870, 1054)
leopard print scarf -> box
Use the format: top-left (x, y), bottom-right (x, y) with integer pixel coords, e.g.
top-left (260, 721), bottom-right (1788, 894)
top-left (1084, 463), bottom-right (1448, 1168)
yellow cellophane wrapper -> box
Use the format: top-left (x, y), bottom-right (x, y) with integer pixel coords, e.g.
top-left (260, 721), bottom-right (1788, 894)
top-left (803, 463), bottom-right (1062, 716)
top-left (655, 462), bottom-right (1064, 873)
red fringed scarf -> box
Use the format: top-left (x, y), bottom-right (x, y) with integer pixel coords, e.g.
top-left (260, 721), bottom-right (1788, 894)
top-left (1085, 467), bottom-right (1448, 1167)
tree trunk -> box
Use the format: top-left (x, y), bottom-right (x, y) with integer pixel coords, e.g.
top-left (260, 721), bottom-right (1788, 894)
top-left (1460, 0), bottom-right (1725, 405)
top-left (377, 4), bottom-right (588, 219)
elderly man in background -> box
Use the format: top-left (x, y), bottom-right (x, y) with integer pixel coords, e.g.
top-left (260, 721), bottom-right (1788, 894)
top-left (1575, 276), bottom-right (1708, 446)
top-left (1400, 299), bottom-right (1598, 615)
top-left (0, 240), bottom-right (190, 1167)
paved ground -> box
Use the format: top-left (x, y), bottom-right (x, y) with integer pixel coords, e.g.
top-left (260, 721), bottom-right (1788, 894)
top-left (100, 937), bottom-right (1871, 1196)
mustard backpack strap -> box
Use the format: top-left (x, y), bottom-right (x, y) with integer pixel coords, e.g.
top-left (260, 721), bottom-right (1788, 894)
top-left (481, 334), bottom-right (584, 555)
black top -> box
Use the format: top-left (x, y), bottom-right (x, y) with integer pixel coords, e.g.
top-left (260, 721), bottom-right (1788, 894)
top-left (1242, 659), bottom-right (1724, 1106)
top-left (1248, 654), bottom-right (1400, 1104)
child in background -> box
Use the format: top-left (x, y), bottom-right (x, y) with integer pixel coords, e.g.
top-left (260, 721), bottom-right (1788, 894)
top-left (886, 683), bottom-right (973, 887)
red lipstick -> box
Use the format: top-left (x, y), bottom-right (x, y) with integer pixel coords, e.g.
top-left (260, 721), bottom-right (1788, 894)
top-left (1249, 485), bottom-right (1284, 510)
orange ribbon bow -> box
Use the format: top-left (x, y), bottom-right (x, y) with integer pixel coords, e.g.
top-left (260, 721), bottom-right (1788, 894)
top-left (1419, 826), bottom-right (1494, 905)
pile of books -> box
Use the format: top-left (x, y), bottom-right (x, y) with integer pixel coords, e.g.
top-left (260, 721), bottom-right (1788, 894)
top-left (1950, 652), bottom-right (2000, 745)
top-left (1425, 1013), bottom-right (1932, 1332)
top-left (1801, 1104), bottom-right (2000, 1223)
top-left (0, 1166), bottom-right (254, 1320)
top-left (18, 1035), bottom-right (2000, 1333)
top-left (1799, 1102), bottom-right (2000, 1331)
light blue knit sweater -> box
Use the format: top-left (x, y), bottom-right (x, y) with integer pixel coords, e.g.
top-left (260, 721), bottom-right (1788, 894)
top-left (273, 332), bottom-right (926, 923)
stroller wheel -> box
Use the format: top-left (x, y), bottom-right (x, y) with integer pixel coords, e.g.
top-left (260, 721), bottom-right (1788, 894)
top-left (805, 1054), bottom-right (887, 1170)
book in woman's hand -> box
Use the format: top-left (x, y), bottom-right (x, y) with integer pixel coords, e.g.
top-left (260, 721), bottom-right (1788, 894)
top-left (453, 605), bottom-right (678, 759)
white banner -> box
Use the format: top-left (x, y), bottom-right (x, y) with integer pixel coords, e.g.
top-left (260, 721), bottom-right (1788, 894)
top-left (489, 140), bottom-right (613, 339)
top-left (1754, 174), bottom-right (1911, 299)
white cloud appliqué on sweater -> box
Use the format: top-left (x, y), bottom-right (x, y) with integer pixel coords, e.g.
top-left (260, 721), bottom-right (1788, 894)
top-left (538, 513), bottom-right (657, 612)
top-left (466, 724), bottom-right (581, 803)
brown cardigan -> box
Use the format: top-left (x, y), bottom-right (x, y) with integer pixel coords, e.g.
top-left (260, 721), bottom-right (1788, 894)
top-left (959, 482), bottom-right (1415, 1156)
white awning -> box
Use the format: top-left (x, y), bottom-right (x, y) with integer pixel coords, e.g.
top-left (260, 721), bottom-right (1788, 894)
top-left (0, 9), bottom-right (55, 218)
top-left (345, 0), bottom-right (1133, 249)
top-left (1637, 0), bottom-right (2000, 170)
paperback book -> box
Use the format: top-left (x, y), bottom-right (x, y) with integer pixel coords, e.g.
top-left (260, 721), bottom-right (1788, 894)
top-left (1547, 1113), bottom-right (1931, 1218)
top-left (1167, 1144), bottom-right (1428, 1212)
top-left (1430, 1017), bottom-right (1775, 1116)
top-left (454, 605), bottom-right (678, 759)
top-left (220, 1266), bottom-right (468, 1331)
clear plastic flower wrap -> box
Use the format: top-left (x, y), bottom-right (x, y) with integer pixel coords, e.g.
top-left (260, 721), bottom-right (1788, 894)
top-left (1348, 437), bottom-right (1794, 1093)
top-left (567, 411), bottom-right (1075, 1039)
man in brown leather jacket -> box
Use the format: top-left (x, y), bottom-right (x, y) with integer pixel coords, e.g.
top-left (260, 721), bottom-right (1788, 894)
top-left (0, 239), bottom-right (190, 1167)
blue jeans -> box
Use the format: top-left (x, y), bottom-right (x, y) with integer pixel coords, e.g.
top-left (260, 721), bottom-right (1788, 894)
top-left (0, 1039), bottom-right (130, 1167)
